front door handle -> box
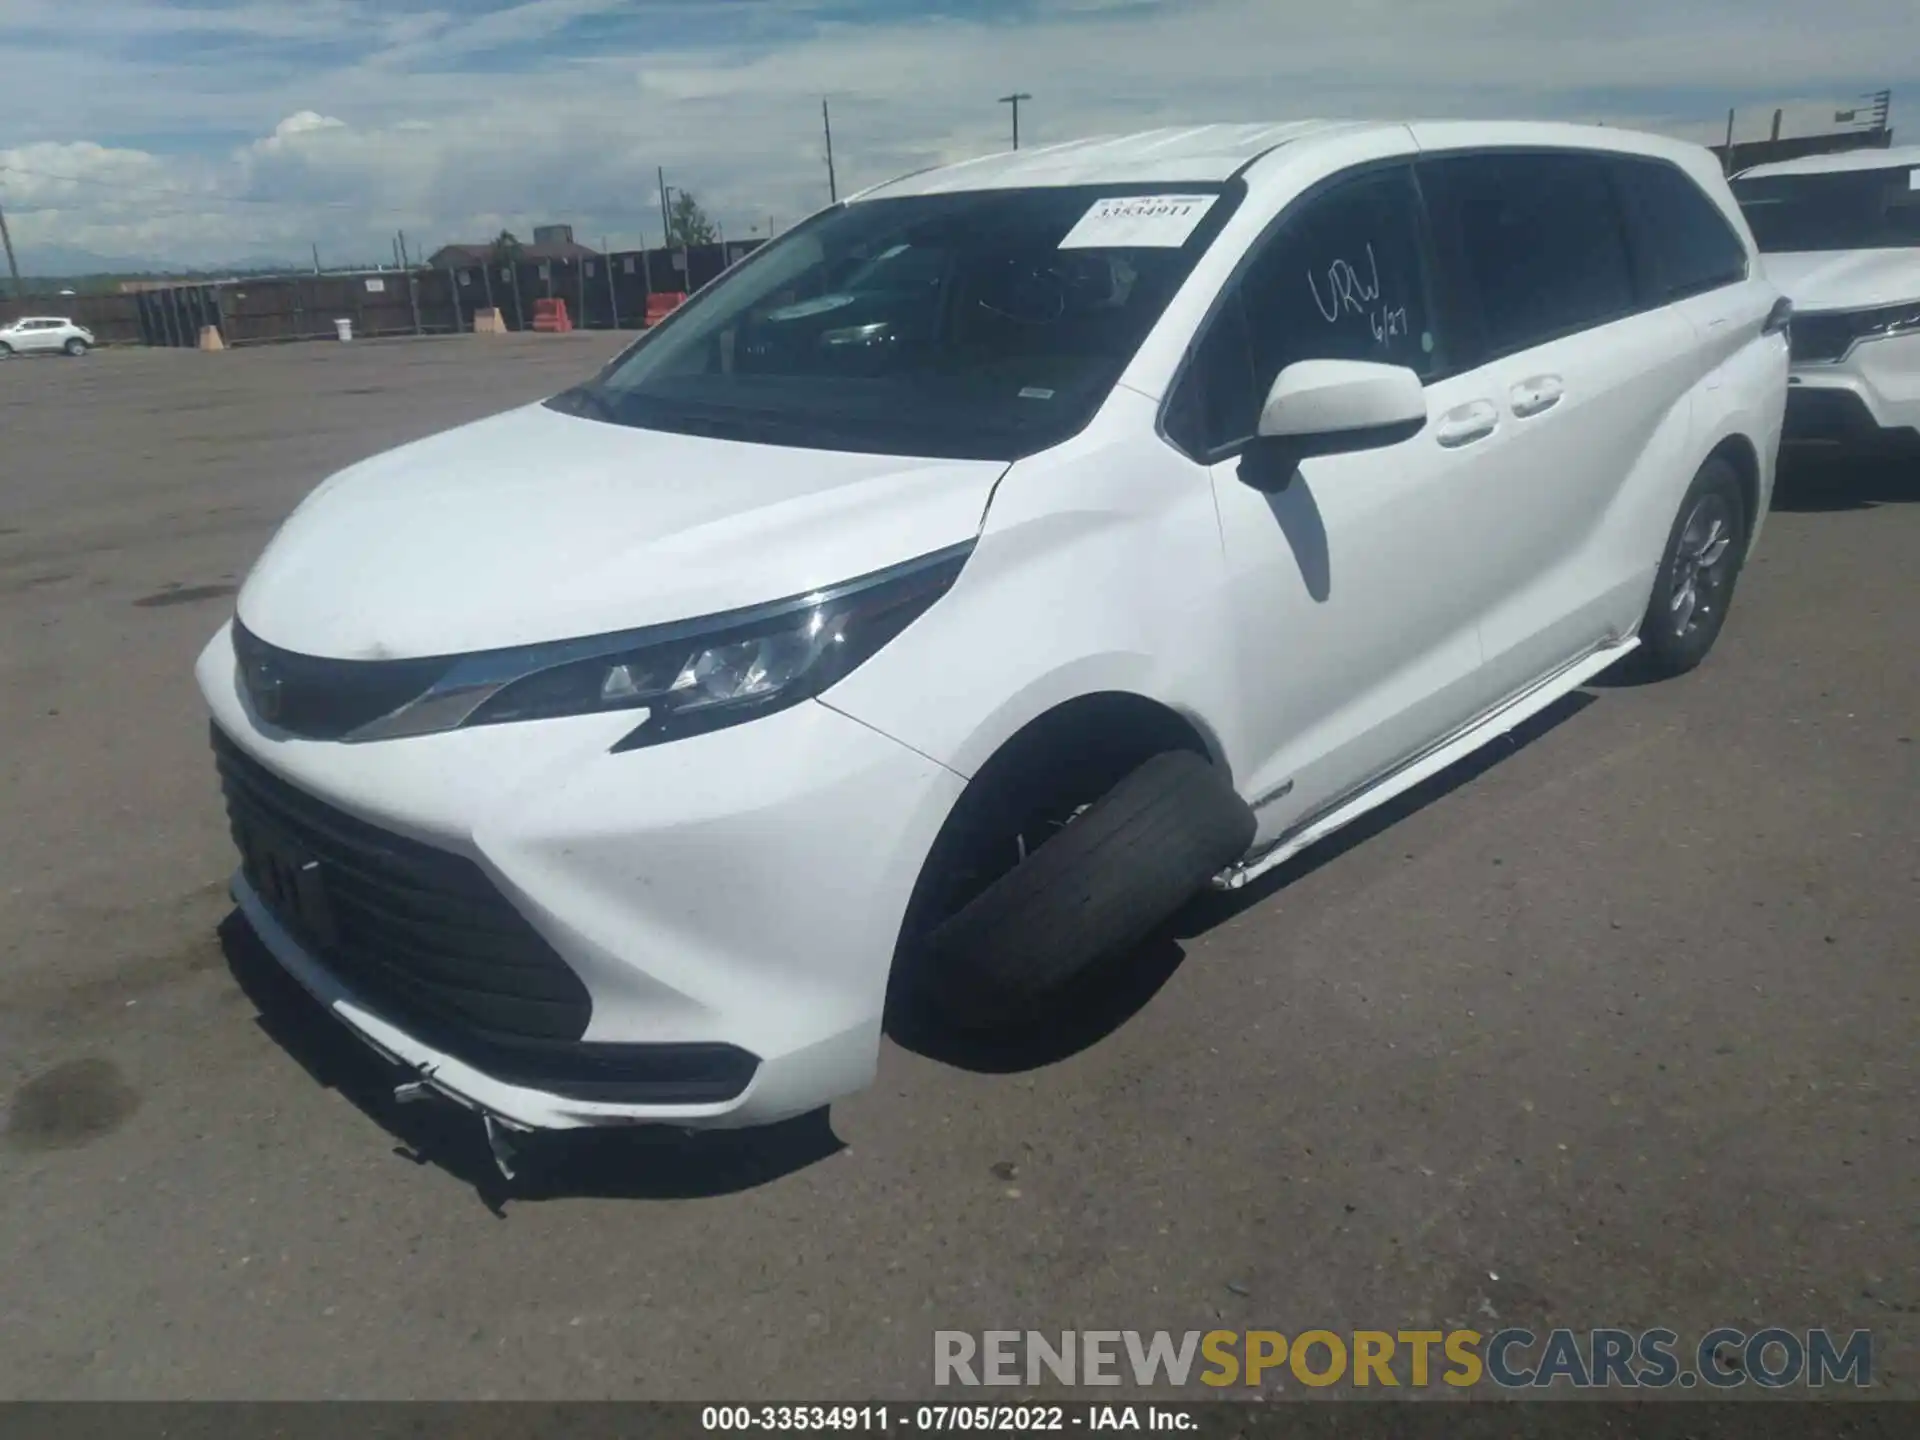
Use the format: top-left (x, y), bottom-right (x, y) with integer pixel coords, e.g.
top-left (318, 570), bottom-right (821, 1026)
top-left (1434, 400), bottom-right (1499, 448)
top-left (1510, 374), bottom-right (1565, 419)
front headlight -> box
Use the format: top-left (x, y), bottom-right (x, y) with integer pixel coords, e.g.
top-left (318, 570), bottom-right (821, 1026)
top-left (1855, 302), bottom-right (1920, 341)
top-left (351, 542), bottom-right (971, 749)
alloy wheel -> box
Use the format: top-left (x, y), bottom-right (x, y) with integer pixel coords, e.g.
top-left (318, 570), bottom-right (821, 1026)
top-left (1668, 493), bottom-right (1737, 638)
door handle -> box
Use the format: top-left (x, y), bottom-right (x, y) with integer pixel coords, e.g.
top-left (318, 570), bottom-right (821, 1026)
top-left (1510, 375), bottom-right (1565, 419)
top-left (1434, 400), bottom-right (1499, 448)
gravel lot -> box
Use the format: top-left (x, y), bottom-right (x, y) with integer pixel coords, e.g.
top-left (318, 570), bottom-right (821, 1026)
top-left (1, 336), bottom-right (1913, 1399)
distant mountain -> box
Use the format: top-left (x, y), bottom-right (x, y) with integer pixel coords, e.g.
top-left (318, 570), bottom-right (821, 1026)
top-left (9, 242), bottom-right (172, 277)
top-left (10, 242), bottom-right (307, 278)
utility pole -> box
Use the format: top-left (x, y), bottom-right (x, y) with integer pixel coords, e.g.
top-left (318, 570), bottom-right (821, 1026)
top-left (312, 242), bottom-right (321, 274)
top-left (658, 167), bottom-right (672, 248)
top-left (823, 98), bottom-right (839, 202)
top-left (1722, 108), bottom-right (1736, 174)
top-left (0, 196), bottom-right (21, 299)
top-left (999, 92), bottom-right (1032, 150)
top-left (1858, 88), bottom-right (1893, 134)
top-left (601, 236), bottom-right (617, 327)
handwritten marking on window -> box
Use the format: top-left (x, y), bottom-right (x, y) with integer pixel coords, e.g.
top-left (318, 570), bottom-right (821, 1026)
top-left (1308, 243), bottom-right (1410, 351)
top-left (1372, 307), bottom-right (1410, 344)
top-left (1308, 244), bottom-right (1380, 323)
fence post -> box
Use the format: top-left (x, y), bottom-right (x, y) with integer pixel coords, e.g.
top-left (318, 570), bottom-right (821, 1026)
top-left (397, 231), bottom-right (421, 335)
top-left (603, 239), bottom-right (618, 328)
top-left (578, 258), bottom-right (588, 329)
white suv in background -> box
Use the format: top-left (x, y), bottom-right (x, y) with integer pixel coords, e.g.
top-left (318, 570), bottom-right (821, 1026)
top-left (0, 315), bottom-right (94, 357)
top-left (199, 121), bottom-right (1787, 1150)
top-left (1732, 146), bottom-right (1920, 448)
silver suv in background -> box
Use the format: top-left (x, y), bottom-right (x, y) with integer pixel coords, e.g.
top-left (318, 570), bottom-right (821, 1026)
top-left (0, 315), bottom-right (96, 358)
top-left (1732, 146), bottom-right (1920, 449)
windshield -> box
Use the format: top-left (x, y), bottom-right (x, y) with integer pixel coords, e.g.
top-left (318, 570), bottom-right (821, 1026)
top-left (1732, 164), bottom-right (1920, 252)
top-left (552, 184), bottom-right (1242, 460)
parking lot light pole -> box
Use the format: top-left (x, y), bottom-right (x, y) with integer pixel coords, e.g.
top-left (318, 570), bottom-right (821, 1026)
top-left (999, 92), bottom-right (1032, 151)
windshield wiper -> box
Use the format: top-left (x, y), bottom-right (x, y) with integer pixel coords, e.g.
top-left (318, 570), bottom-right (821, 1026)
top-left (547, 383), bottom-right (619, 422)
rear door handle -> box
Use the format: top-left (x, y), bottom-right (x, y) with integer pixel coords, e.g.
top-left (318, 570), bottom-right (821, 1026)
top-left (1510, 374), bottom-right (1565, 419)
top-left (1434, 400), bottom-right (1499, 448)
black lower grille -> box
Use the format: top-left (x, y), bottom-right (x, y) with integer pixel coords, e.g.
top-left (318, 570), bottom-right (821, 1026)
top-left (212, 726), bottom-right (759, 1104)
top-left (1788, 313), bottom-right (1856, 364)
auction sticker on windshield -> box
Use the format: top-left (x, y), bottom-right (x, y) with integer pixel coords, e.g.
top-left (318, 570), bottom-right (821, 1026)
top-left (1059, 194), bottom-right (1218, 249)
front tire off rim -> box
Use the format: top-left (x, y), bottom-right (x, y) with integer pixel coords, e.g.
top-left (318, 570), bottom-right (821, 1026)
top-left (1668, 492), bottom-right (1736, 637)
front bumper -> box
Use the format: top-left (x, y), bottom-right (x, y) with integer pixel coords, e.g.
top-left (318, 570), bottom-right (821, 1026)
top-left (1784, 330), bottom-right (1920, 443)
top-left (198, 622), bottom-right (965, 1131)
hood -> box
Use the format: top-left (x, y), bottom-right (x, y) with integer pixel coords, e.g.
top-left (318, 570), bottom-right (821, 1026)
top-left (238, 403), bottom-right (1006, 659)
top-left (1761, 249), bottom-right (1920, 313)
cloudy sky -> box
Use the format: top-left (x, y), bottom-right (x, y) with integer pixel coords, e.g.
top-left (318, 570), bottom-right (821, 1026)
top-left (0, 0), bottom-right (1913, 271)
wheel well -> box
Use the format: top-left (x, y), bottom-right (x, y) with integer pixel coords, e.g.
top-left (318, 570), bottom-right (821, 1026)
top-left (967, 692), bottom-right (1217, 789)
top-left (894, 693), bottom-right (1221, 951)
top-left (1707, 434), bottom-right (1761, 531)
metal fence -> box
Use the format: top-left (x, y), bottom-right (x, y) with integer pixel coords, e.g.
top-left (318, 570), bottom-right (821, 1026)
top-left (1711, 126), bottom-right (1894, 176)
top-left (77, 240), bottom-right (764, 348)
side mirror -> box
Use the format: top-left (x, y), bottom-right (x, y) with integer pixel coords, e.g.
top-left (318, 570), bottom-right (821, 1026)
top-left (1241, 360), bottom-right (1428, 492)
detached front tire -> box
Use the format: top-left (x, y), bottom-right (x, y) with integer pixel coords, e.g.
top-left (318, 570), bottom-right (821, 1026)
top-left (1637, 457), bottom-right (1749, 678)
top-left (918, 749), bottom-right (1255, 1026)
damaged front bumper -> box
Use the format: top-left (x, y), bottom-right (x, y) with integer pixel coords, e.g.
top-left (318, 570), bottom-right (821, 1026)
top-left (232, 872), bottom-right (764, 1135)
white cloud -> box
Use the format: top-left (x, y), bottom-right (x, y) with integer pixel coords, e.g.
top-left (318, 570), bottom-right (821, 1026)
top-left (264, 111), bottom-right (350, 144)
top-left (0, 0), bottom-right (1911, 268)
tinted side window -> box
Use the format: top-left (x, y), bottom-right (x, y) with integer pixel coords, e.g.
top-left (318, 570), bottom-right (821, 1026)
top-left (1614, 158), bottom-right (1748, 299)
top-left (1166, 165), bottom-right (1436, 456)
top-left (1421, 151), bottom-right (1638, 358)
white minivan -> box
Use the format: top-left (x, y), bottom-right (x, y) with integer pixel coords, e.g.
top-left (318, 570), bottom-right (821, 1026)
top-left (1731, 145), bottom-right (1920, 447)
top-left (200, 121), bottom-right (1788, 1146)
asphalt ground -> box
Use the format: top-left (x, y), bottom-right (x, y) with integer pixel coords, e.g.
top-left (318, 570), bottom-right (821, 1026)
top-left (0, 335), bottom-right (1913, 1399)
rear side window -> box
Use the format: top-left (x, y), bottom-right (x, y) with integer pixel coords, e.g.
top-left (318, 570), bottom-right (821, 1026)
top-left (1420, 151), bottom-right (1638, 359)
top-left (1165, 164), bottom-right (1438, 457)
top-left (1613, 157), bottom-right (1748, 299)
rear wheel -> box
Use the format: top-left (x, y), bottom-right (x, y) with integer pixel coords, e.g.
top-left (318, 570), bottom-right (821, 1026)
top-left (1637, 457), bottom-right (1749, 678)
top-left (63, 338), bottom-right (89, 357)
top-left (0, 342), bottom-right (13, 359)
top-left (909, 748), bottom-right (1255, 1027)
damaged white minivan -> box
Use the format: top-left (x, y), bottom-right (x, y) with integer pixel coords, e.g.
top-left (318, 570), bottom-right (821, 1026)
top-left (201, 121), bottom-right (1788, 1149)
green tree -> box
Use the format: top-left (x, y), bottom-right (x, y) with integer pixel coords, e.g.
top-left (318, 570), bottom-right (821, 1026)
top-left (665, 191), bottom-right (719, 247)
top-left (489, 230), bottom-right (524, 265)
